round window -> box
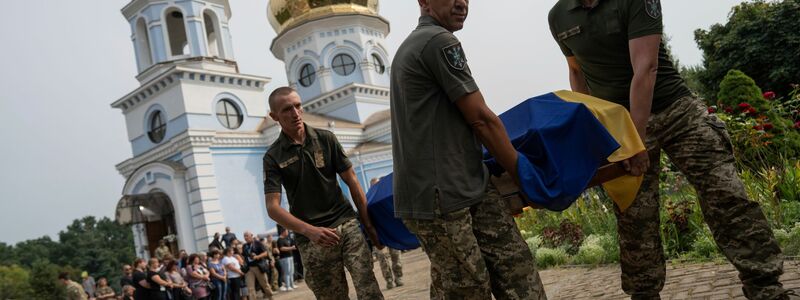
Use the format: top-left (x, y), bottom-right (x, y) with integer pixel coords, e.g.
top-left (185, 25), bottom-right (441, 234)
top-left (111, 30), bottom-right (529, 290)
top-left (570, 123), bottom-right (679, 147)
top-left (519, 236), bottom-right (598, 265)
top-left (372, 54), bottom-right (385, 74)
top-left (148, 111), bottom-right (167, 143)
top-left (216, 99), bottom-right (243, 129)
top-left (298, 64), bottom-right (316, 87)
top-left (331, 53), bottom-right (356, 76)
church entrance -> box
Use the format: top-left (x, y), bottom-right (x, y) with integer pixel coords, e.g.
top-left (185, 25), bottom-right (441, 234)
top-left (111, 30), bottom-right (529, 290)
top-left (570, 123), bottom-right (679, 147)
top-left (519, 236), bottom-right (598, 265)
top-left (116, 192), bottom-right (179, 258)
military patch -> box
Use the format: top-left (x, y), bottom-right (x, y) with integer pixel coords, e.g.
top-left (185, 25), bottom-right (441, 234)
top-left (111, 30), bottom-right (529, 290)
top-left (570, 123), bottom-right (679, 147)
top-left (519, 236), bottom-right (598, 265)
top-left (645, 0), bottom-right (662, 19)
top-left (278, 156), bottom-right (299, 168)
top-left (442, 43), bottom-right (467, 70)
top-left (314, 149), bottom-right (325, 168)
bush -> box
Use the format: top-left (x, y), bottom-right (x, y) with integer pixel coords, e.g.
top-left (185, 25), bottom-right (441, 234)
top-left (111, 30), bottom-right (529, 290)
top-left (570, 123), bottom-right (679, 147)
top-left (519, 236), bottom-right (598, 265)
top-left (535, 247), bottom-right (569, 269)
top-left (525, 235), bottom-right (543, 257)
top-left (774, 223), bottom-right (800, 257)
top-left (541, 220), bottom-right (584, 255)
top-left (717, 69), bottom-right (768, 111)
top-left (0, 265), bottom-right (33, 300)
top-left (572, 235), bottom-right (608, 265)
top-left (684, 227), bottom-right (721, 260)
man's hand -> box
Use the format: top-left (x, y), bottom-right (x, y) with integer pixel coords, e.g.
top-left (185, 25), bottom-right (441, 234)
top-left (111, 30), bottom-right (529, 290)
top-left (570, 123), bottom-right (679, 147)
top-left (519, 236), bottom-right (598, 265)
top-left (306, 226), bottom-right (340, 247)
top-left (364, 225), bottom-right (383, 250)
top-left (623, 150), bottom-right (650, 176)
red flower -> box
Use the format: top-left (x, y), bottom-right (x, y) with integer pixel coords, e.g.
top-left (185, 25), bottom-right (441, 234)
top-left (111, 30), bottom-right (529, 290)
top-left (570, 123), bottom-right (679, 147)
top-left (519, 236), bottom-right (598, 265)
top-left (724, 107), bottom-right (734, 113)
top-left (795, 121), bottom-right (800, 129)
top-left (738, 103), bottom-right (751, 110)
top-left (745, 107), bottom-right (758, 115)
top-left (707, 107), bottom-right (716, 114)
top-left (753, 125), bottom-right (765, 131)
top-left (763, 91), bottom-right (776, 100)
top-left (763, 123), bottom-right (774, 130)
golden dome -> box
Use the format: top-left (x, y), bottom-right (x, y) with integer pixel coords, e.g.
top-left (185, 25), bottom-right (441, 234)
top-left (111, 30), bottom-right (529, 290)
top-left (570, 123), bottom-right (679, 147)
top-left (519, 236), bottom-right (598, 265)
top-left (268, 0), bottom-right (380, 34)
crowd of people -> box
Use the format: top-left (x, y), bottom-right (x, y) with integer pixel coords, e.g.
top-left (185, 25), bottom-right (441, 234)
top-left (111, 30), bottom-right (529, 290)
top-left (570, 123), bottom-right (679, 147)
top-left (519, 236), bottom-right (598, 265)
top-left (61, 226), bottom-right (324, 300)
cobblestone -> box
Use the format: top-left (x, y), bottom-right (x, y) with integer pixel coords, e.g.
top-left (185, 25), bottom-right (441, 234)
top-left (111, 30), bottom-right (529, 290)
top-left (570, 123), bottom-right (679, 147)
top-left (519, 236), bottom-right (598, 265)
top-left (272, 249), bottom-right (800, 299)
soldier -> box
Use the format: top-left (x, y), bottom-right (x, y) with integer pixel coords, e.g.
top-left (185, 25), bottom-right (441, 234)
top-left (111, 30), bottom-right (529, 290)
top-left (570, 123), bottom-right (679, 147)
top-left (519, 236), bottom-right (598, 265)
top-left (373, 247), bottom-right (403, 289)
top-left (154, 239), bottom-right (171, 260)
top-left (390, 1), bottom-right (547, 299)
top-left (548, 0), bottom-right (795, 299)
top-left (263, 87), bottom-right (383, 300)
top-left (59, 271), bottom-right (88, 300)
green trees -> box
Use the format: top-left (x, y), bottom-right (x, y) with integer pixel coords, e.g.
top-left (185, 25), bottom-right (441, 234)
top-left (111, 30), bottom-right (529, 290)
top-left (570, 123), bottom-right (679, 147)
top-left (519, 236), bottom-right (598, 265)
top-left (0, 216), bottom-right (135, 298)
top-left (717, 69), bottom-right (767, 111)
top-left (693, 0), bottom-right (800, 101)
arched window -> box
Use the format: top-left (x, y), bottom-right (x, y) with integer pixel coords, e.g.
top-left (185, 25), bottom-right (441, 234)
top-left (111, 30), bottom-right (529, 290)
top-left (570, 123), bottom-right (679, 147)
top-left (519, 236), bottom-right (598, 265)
top-left (148, 111), bottom-right (167, 143)
top-left (136, 18), bottom-right (153, 67)
top-left (372, 54), bottom-right (385, 74)
top-left (298, 64), bottom-right (316, 87)
top-left (165, 8), bottom-right (189, 57)
top-left (331, 53), bottom-right (356, 76)
top-left (216, 99), bottom-right (243, 129)
top-left (203, 11), bottom-right (223, 57)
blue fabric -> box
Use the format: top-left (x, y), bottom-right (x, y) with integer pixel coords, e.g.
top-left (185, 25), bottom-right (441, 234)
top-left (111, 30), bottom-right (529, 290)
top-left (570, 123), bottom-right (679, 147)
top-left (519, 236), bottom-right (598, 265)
top-left (365, 173), bottom-right (420, 250)
top-left (484, 93), bottom-right (620, 211)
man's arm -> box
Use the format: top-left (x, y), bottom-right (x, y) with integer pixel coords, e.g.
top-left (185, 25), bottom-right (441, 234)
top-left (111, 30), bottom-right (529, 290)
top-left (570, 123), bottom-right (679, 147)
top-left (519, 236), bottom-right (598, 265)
top-left (265, 193), bottom-right (340, 247)
top-left (625, 34), bottom-right (661, 176)
top-left (566, 56), bottom-right (590, 94)
top-left (340, 167), bottom-right (383, 249)
top-left (454, 90), bottom-right (519, 182)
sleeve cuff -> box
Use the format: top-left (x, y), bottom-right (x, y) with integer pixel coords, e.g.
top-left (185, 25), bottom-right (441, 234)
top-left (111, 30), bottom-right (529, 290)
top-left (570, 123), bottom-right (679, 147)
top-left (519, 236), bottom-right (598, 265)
top-left (447, 79), bottom-right (479, 102)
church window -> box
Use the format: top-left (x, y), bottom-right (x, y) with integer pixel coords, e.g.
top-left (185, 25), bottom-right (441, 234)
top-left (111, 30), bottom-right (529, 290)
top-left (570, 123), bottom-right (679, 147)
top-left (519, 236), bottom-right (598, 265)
top-left (165, 9), bottom-right (190, 57)
top-left (203, 11), bottom-right (223, 57)
top-left (299, 64), bottom-right (316, 87)
top-left (372, 54), bottom-right (385, 74)
top-left (148, 111), bottom-right (167, 143)
top-left (331, 53), bottom-right (356, 76)
top-left (216, 99), bottom-right (243, 129)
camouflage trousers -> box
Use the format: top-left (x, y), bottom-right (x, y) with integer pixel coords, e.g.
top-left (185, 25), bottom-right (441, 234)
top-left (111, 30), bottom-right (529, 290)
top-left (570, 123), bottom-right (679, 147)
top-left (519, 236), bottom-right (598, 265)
top-left (616, 95), bottom-right (785, 300)
top-left (296, 218), bottom-right (383, 300)
top-left (374, 247), bottom-right (403, 283)
top-left (403, 183), bottom-right (547, 300)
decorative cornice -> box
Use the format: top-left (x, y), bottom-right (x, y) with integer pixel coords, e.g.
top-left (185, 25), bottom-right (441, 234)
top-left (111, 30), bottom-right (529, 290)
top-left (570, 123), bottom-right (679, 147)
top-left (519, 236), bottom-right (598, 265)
top-left (111, 61), bottom-right (270, 113)
top-left (303, 83), bottom-right (389, 113)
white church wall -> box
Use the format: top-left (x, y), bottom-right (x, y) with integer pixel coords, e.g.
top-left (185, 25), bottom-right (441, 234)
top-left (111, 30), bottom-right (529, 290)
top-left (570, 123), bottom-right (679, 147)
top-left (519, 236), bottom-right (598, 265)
top-left (210, 148), bottom-right (273, 235)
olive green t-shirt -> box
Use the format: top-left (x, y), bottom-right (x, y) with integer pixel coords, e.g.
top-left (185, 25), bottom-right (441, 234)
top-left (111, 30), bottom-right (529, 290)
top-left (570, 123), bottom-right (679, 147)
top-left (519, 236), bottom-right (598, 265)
top-left (263, 124), bottom-right (357, 230)
top-left (548, 0), bottom-right (691, 112)
top-left (390, 16), bottom-right (489, 220)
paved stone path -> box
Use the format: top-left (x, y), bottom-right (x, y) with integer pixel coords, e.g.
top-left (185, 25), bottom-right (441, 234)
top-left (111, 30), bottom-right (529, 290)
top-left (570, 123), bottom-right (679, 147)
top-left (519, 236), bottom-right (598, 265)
top-left (272, 249), bottom-right (799, 299)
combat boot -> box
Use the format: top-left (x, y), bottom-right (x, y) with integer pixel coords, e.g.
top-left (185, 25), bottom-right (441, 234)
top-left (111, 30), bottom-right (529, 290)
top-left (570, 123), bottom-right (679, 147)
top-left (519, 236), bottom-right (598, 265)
top-left (395, 277), bottom-right (404, 287)
top-left (386, 280), bottom-right (394, 289)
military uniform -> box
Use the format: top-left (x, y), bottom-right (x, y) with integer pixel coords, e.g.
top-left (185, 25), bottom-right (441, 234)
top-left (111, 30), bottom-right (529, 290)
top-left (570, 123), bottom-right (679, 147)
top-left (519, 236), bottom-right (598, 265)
top-left (154, 245), bottom-right (171, 260)
top-left (373, 247), bottom-right (403, 288)
top-left (390, 16), bottom-right (547, 300)
top-left (549, 0), bottom-right (785, 299)
top-left (66, 281), bottom-right (88, 300)
top-left (263, 124), bottom-right (383, 300)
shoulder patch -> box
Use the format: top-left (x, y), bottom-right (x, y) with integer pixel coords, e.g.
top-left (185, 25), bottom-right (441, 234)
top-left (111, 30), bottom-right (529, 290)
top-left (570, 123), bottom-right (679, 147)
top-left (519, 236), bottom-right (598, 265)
top-left (442, 43), bottom-right (467, 70)
top-left (645, 0), bottom-right (662, 19)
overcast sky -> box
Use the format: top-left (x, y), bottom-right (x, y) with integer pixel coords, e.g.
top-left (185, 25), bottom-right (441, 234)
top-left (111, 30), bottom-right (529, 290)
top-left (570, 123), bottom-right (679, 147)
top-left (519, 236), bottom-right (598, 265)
top-left (0, 0), bottom-right (745, 244)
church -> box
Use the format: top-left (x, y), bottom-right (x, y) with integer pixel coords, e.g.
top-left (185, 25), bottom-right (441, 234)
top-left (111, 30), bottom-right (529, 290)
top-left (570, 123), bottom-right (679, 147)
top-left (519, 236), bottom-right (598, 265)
top-left (112, 0), bottom-right (393, 259)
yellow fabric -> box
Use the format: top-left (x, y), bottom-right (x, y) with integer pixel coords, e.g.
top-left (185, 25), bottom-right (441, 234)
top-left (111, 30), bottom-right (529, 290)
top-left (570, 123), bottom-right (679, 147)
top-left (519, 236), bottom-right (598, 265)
top-left (554, 90), bottom-right (645, 212)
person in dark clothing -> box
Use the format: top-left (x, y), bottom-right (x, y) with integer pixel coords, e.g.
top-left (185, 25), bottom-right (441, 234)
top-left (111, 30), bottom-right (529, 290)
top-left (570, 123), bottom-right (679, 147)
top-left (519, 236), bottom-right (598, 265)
top-left (209, 232), bottom-right (224, 251)
top-left (119, 264), bottom-right (134, 291)
top-left (146, 258), bottom-right (171, 300)
top-left (131, 258), bottom-right (151, 300)
top-left (221, 227), bottom-right (237, 249)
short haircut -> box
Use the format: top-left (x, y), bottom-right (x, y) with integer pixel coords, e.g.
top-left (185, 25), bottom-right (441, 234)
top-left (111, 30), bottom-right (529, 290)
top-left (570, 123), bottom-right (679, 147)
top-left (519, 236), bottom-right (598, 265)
top-left (58, 271), bottom-right (70, 280)
top-left (268, 86), bottom-right (296, 111)
top-left (210, 249), bottom-right (222, 257)
top-left (165, 260), bottom-right (179, 272)
top-left (133, 258), bottom-right (145, 267)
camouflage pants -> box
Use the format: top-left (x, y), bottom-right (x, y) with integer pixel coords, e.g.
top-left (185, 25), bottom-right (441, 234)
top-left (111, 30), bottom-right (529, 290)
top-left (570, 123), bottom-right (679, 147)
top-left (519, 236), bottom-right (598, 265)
top-left (616, 95), bottom-right (785, 300)
top-left (374, 247), bottom-right (403, 283)
top-left (404, 183), bottom-right (547, 300)
top-left (296, 218), bottom-right (383, 300)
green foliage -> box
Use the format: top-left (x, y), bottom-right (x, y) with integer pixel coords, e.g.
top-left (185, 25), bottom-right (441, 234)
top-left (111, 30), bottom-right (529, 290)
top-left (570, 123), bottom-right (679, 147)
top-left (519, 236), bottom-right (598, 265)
top-left (28, 260), bottom-right (69, 300)
top-left (774, 223), bottom-right (800, 256)
top-left (525, 235), bottom-right (543, 258)
top-left (717, 70), bottom-right (767, 111)
top-left (535, 247), bottom-right (569, 269)
top-left (572, 234), bottom-right (619, 265)
top-left (683, 227), bottom-right (721, 261)
top-left (0, 216), bottom-right (135, 297)
top-left (0, 265), bottom-right (33, 299)
top-left (694, 0), bottom-right (800, 100)
top-left (541, 220), bottom-right (584, 255)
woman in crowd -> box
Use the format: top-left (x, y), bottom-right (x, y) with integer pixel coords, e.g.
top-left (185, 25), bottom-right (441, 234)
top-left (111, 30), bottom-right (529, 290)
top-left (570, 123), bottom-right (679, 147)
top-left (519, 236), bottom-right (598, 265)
top-left (165, 259), bottom-right (192, 300)
top-left (208, 249), bottom-right (228, 300)
top-left (223, 247), bottom-right (246, 300)
top-left (147, 258), bottom-right (173, 300)
top-left (132, 258), bottom-right (151, 300)
top-left (94, 277), bottom-right (115, 300)
top-left (186, 253), bottom-right (211, 300)
top-left (234, 244), bottom-right (249, 300)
